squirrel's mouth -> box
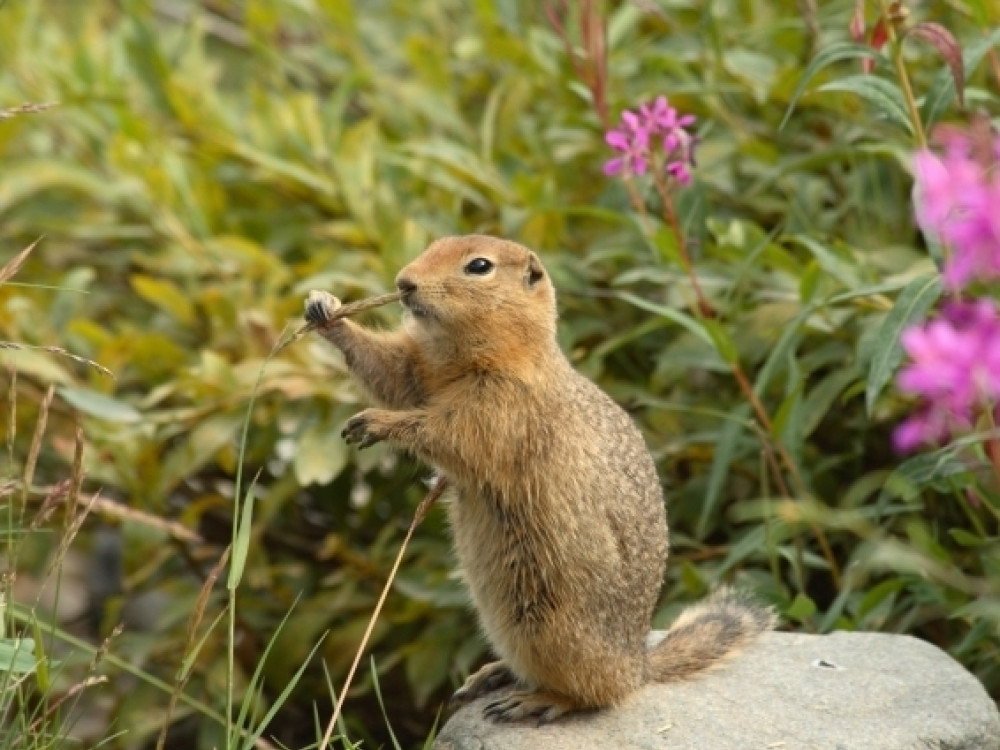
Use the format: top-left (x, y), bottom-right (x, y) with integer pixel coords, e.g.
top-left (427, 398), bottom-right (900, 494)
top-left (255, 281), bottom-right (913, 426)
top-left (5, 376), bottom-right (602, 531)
top-left (401, 295), bottom-right (433, 320)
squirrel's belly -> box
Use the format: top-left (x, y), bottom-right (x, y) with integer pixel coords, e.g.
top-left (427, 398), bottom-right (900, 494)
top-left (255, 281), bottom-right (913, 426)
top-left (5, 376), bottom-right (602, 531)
top-left (445, 487), bottom-right (558, 678)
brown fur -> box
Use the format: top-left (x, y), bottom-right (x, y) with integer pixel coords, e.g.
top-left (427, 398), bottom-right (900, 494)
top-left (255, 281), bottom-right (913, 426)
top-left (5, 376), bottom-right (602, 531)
top-left (304, 235), bottom-right (775, 724)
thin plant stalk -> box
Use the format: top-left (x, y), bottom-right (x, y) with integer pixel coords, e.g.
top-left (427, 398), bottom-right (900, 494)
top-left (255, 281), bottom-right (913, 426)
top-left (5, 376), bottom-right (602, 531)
top-left (650, 168), bottom-right (713, 317)
top-left (984, 410), bottom-right (1000, 494)
top-left (878, 0), bottom-right (927, 147)
top-left (156, 546), bottom-right (231, 750)
top-left (319, 478), bottom-right (447, 750)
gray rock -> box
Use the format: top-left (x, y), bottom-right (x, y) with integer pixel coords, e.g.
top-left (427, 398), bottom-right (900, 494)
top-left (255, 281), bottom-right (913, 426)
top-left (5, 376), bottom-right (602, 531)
top-left (433, 631), bottom-right (1000, 750)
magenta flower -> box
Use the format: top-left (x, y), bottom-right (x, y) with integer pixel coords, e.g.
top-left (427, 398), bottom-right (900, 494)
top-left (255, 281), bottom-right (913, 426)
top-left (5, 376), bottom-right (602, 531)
top-left (603, 96), bottom-right (696, 183)
top-left (604, 115), bottom-right (651, 177)
top-left (912, 131), bottom-right (1000, 289)
top-left (638, 96), bottom-right (696, 137)
top-left (894, 299), bottom-right (1000, 451)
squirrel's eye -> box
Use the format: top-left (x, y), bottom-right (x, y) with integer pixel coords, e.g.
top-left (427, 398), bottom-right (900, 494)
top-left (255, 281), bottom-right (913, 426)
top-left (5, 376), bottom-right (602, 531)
top-left (464, 257), bottom-right (494, 275)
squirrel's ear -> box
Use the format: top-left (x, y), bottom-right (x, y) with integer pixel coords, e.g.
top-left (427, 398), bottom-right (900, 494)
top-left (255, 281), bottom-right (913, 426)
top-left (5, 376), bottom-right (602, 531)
top-left (525, 252), bottom-right (545, 288)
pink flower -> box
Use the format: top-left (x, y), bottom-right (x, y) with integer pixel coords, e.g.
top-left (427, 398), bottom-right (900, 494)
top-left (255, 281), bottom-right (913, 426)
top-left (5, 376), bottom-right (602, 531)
top-left (666, 161), bottom-right (692, 186)
top-left (638, 96), bottom-right (696, 137)
top-left (603, 96), bottom-right (696, 183)
top-left (912, 131), bottom-right (1000, 289)
top-left (604, 117), bottom-right (651, 177)
top-left (894, 300), bottom-right (1000, 451)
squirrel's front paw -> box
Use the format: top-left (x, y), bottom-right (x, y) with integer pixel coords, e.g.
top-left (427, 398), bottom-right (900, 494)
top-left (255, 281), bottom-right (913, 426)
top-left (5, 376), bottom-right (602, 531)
top-left (342, 410), bottom-right (385, 449)
top-left (304, 290), bottom-right (342, 328)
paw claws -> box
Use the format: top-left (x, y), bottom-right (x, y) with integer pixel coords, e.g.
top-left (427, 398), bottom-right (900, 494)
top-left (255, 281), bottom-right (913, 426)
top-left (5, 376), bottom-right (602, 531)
top-left (304, 290), bottom-right (342, 328)
top-left (450, 661), bottom-right (517, 710)
top-left (480, 690), bottom-right (574, 724)
top-left (342, 413), bottom-right (381, 449)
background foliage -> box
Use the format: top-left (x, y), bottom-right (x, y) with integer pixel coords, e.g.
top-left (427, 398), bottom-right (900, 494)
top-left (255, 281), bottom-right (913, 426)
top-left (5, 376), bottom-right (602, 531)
top-left (0, 0), bottom-right (998, 748)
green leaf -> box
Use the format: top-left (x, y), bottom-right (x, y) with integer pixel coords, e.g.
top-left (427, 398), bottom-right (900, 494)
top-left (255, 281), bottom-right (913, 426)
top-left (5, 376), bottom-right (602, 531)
top-left (374, 654), bottom-right (405, 749)
top-left (228, 473), bottom-right (259, 591)
top-left (879, 447), bottom-right (972, 503)
top-left (58, 387), bottom-right (142, 423)
top-left (0, 638), bottom-right (38, 675)
top-left (332, 118), bottom-right (380, 239)
top-left (904, 23), bottom-right (964, 107)
top-left (293, 422), bottom-right (349, 486)
top-left (818, 75), bottom-right (915, 134)
top-left (224, 138), bottom-right (338, 198)
top-left (702, 319), bottom-right (738, 364)
top-left (179, 610), bottom-right (227, 681)
top-left (865, 274), bottom-right (942, 415)
top-left (798, 261), bottom-right (821, 303)
top-left (922, 27), bottom-right (1000, 128)
top-left (31, 620), bottom-right (49, 691)
top-left (947, 528), bottom-right (986, 548)
top-left (399, 140), bottom-right (511, 201)
top-left (130, 274), bottom-right (196, 325)
top-left (780, 42), bottom-right (883, 130)
top-left (697, 412), bottom-right (748, 539)
top-left (802, 367), bottom-right (858, 437)
top-left (856, 579), bottom-right (905, 622)
top-left (784, 235), bottom-right (860, 289)
top-left (753, 305), bottom-right (814, 399)
top-left (615, 292), bottom-right (711, 345)
top-left (785, 593), bottom-right (817, 623)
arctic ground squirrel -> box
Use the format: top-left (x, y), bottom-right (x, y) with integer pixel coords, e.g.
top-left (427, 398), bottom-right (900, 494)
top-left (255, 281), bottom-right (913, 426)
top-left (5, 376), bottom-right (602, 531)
top-left (304, 234), bottom-right (775, 723)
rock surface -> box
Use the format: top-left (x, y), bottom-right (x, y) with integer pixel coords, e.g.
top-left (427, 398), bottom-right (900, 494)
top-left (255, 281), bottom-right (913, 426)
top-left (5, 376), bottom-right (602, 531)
top-left (433, 630), bottom-right (1000, 750)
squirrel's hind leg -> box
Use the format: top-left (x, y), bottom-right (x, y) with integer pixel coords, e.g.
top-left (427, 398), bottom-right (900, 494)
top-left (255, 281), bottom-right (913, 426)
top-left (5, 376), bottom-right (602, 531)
top-left (482, 688), bottom-right (582, 725)
top-left (449, 660), bottom-right (517, 708)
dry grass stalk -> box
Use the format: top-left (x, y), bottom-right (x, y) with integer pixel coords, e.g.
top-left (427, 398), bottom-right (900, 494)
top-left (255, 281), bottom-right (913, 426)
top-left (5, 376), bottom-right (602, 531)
top-left (0, 343), bottom-right (114, 379)
top-left (6, 366), bottom-right (15, 460)
top-left (0, 239), bottom-right (41, 285)
top-left (45, 490), bottom-right (99, 587)
top-left (67, 426), bottom-right (84, 518)
top-left (20, 384), bottom-right (54, 518)
top-left (25, 676), bottom-right (108, 735)
top-left (155, 545), bottom-right (232, 750)
top-left (319, 476), bottom-right (448, 750)
top-left (278, 290), bottom-right (403, 353)
top-left (0, 103), bottom-right (57, 120)
top-left (26, 485), bottom-right (203, 545)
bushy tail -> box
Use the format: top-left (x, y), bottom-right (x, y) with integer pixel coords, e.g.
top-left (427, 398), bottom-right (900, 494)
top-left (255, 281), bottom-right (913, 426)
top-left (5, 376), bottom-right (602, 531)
top-left (647, 586), bottom-right (776, 683)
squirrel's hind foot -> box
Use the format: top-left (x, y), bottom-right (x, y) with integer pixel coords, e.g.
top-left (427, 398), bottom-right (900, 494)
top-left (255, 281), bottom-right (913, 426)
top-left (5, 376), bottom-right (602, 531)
top-left (449, 661), bottom-right (516, 709)
top-left (482, 688), bottom-right (580, 726)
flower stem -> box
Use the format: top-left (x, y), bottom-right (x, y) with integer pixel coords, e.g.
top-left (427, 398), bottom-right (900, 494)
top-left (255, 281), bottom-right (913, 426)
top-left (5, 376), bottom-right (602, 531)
top-left (878, 0), bottom-right (927, 147)
top-left (650, 170), bottom-right (714, 317)
top-left (989, 47), bottom-right (1000, 94)
top-left (984, 410), bottom-right (1000, 493)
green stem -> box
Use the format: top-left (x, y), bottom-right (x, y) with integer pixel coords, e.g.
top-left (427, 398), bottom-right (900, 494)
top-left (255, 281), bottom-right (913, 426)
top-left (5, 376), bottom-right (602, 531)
top-left (650, 169), bottom-right (714, 317)
top-left (878, 0), bottom-right (927, 147)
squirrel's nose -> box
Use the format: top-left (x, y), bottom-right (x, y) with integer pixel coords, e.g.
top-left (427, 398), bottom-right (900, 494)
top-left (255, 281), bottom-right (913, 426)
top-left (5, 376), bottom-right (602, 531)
top-left (396, 276), bottom-right (417, 294)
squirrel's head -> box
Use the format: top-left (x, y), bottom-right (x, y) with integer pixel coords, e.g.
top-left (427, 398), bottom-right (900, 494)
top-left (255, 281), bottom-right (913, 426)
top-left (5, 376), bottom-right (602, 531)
top-left (395, 235), bottom-right (558, 358)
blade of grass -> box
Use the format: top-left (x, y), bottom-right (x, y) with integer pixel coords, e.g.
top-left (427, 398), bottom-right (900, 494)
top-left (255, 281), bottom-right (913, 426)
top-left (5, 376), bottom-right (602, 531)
top-left (236, 607), bottom-right (326, 750)
top-left (370, 655), bottom-right (402, 750)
